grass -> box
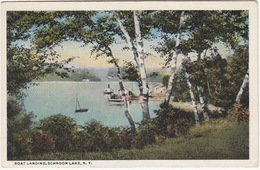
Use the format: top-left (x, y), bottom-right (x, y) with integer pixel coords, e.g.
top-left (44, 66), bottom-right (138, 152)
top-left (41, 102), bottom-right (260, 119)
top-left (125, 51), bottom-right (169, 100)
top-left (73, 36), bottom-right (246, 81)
top-left (170, 101), bottom-right (223, 113)
top-left (17, 119), bottom-right (249, 160)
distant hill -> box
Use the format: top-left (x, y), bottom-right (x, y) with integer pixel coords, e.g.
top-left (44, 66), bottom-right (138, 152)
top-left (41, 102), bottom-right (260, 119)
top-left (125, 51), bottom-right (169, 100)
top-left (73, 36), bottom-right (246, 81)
top-left (37, 68), bottom-right (101, 82)
top-left (37, 66), bottom-right (170, 83)
top-left (107, 67), bottom-right (170, 82)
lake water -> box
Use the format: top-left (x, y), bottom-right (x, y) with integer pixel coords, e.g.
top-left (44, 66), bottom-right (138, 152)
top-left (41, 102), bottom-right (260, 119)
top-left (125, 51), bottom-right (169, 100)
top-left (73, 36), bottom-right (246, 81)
top-left (24, 81), bottom-right (161, 128)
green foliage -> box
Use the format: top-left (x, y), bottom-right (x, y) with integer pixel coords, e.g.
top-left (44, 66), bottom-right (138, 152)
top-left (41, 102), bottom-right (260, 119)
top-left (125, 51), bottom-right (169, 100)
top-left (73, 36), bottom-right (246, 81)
top-left (228, 104), bottom-right (249, 123)
top-left (39, 114), bottom-right (79, 152)
top-left (221, 45), bottom-right (249, 108)
top-left (7, 46), bottom-right (70, 96)
top-left (153, 10), bottom-right (249, 110)
top-left (179, 45), bottom-right (248, 110)
top-left (16, 120), bottom-right (249, 160)
top-left (148, 70), bottom-right (169, 82)
top-left (7, 11), bottom-right (78, 96)
top-left (183, 11), bottom-right (248, 53)
top-left (38, 68), bottom-right (101, 82)
top-left (8, 109), bottom-right (249, 160)
top-left (154, 105), bottom-right (194, 137)
top-left (183, 54), bottom-right (228, 105)
top-left (162, 75), bottom-right (170, 88)
top-left (117, 128), bottom-right (135, 149)
top-left (79, 120), bottom-right (122, 152)
top-left (153, 11), bottom-right (248, 67)
top-left (32, 11), bottom-right (95, 48)
top-left (32, 130), bottom-right (55, 153)
top-left (171, 70), bottom-right (191, 102)
top-left (7, 98), bottom-right (35, 159)
top-left (115, 11), bottom-right (155, 40)
top-left (122, 61), bottom-right (141, 83)
top-left (152, 11), bottom-right (182, 34)
top-left (132, 122), bottom-right (157, 149)
top-left (7, 10), bottom-right (250, 160)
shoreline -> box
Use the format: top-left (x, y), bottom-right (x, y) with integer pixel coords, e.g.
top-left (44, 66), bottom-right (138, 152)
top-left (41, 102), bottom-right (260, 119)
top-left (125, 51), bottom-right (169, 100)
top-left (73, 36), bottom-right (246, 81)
top-left (32, 81), bottom-right (101, 83)
top-left (32, 81), bottom-right (161, 84)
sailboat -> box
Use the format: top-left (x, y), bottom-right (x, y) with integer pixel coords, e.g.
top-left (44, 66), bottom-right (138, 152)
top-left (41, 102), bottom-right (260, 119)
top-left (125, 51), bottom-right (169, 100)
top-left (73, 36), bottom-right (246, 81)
top-left (75, 96), bottom-right (89, 113)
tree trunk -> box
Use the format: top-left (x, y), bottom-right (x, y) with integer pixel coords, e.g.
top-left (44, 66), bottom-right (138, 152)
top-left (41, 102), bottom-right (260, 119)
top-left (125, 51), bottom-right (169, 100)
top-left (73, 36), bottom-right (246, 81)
top-left (133, 11), bottom-right (149, 96)
top-left (116, 17), bottom-right (140, 68)
top-left (235, 69), bottom-right (249, 104)
top-left (164, 11), bottom-right (185, 106)
top-left (197, 86), bottom-right (210, 121)
top-left (108, 48), bottom-right (136, 135)
top-left (133, 11), bottom-right (150, 121)
top-left (185, 72), bottom-right (200, 124)
top-left (196, 51), bottom-right (210, 121)
top-left (164, 52), bottom-right (178, 105)
top-left (117, 13), bottom-right (150, 121)
top-left (141, 100), bottom-right (150, 122)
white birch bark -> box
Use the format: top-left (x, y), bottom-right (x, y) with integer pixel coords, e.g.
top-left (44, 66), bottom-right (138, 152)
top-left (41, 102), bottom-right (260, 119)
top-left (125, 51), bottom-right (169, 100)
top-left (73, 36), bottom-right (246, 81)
top-left (235, 69), bottom-right (249, 104)
top-left (117, 13), bottom-right (150, 121)
top-left (195, 51), bottom-right (210, 121)
top-left (116, 17), bottom-right (140, 68)
top-left (133, 11), bottom-right (150, 121)
top-left (164, 52), bottom-right (179, 105)
top-left (133, 11), bottom-right (149, 96)
top-left (164, 11), bottom-right (185, 106)
top-left (185, 72), bottom-right (200, 124)
top-left (108, 48), bottom-right (136, 135)
top-left (197, 86), bottom-right (210, 121)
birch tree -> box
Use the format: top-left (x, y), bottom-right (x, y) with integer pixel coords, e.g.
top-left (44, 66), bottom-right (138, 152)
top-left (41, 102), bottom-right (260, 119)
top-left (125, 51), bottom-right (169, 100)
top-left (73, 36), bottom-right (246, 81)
top-left (116, 11), bottom-right (153, 121)
top-left (153, 10), bottom-right (248, 113)
top-left (163, 11), bottom-right (186, 106)
top-left (106, 49), bottom-right (136, 135)
top-left (152, 11), bottom-right (186, 107)
top-left (235, 69), bottom-right (249, 104)
top-left (88, 15), bottom-right (137, 135)
top-left (224, 45), bottom-right (249, 108)
top-left (185, 72), bottom-right (200, 124)
top-left (133, 11), bottom-right (150, 121)
top-left (177, 11), bottom-right (247, 119)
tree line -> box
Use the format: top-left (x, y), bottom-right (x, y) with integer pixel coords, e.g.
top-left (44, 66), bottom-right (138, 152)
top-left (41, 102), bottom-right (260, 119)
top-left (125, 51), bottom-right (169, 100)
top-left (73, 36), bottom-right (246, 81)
top-left (37, 68), bottom-right (101, 82)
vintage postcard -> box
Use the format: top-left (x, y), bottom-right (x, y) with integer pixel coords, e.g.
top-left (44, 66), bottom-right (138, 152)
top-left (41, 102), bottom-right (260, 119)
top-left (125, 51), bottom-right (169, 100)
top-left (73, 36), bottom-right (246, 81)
top-left (0, 1), bottom-right (258, 168)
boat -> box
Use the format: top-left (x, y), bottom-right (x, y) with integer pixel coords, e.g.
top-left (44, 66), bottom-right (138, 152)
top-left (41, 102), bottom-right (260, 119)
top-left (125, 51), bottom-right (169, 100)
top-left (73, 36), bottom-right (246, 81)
top-left (108, 98), bottom-right (125, 105)
top-left (75, 96), bottom-right (89, 113)
top-left (103, 84), bottom-right (114, 99)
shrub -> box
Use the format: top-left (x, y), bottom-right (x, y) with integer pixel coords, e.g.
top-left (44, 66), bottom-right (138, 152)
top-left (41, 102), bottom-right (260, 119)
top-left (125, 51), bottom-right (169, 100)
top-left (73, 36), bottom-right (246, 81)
top-left (8, 130), bottom-right (33, 159)
top-left (154, 105), bottom-right (194, 137)
top-left (118, 128), bottom-right (134, 149)
top-left (132, 122), bottom-right (157, 149)
top-left (155, 135), bottom-right (166, 144)
top-left (80, 120), bottom-right (122, 152)
top-left (32, 130), bottom-right (55, 153)
top-left (228, 104), bottom-right (249, 122)
top-left (173, 118), bottom-right (193, 137)
top-left (39, 114), bottom-right (79, 152)
top-left (7, 98), bottom-right (35, 159)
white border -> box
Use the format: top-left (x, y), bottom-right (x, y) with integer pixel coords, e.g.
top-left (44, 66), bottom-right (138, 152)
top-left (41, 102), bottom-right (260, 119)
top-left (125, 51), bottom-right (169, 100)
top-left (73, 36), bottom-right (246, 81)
top-left (1, 1), bottom-right (258, 168)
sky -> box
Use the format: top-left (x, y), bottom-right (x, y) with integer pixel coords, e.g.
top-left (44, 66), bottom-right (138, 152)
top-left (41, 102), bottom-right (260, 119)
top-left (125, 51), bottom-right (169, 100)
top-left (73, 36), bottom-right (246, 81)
top-left (55, 39), bottom-right (166, 68)
top-left (54, 38), bottom-right (232, 69)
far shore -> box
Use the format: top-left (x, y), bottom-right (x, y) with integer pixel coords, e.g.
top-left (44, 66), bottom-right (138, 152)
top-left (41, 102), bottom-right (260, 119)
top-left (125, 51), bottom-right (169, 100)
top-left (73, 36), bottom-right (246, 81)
top-left (32, 81), bottom-right (162, 84)
top-left (32, 81), bottom-right (101, 83)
